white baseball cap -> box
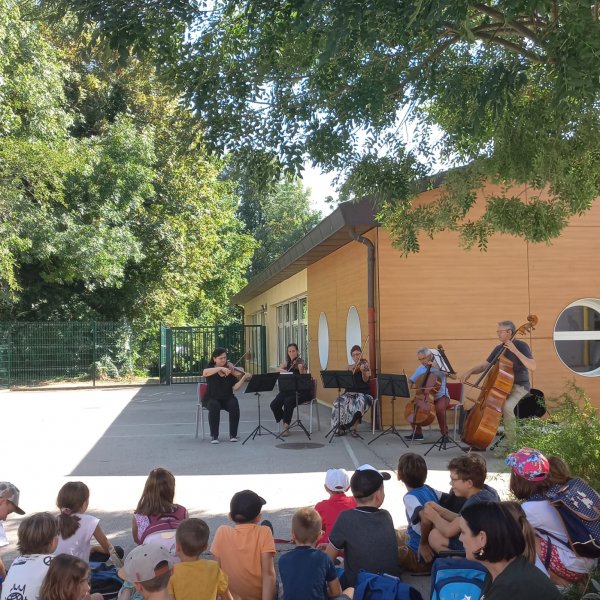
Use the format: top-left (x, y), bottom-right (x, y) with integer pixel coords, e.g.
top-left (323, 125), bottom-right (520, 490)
top-left (119, 545), bottom-right (173, 583)
top-left (325, 469), bottom-right (350, 492)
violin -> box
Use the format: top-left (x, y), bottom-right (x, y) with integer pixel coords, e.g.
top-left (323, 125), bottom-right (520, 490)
top-left (404, 360), bottom-right (439, 427)
top-left (462, 315), bottom-right (538, 449)
top-left (220, 352), bottom-right (252, 379)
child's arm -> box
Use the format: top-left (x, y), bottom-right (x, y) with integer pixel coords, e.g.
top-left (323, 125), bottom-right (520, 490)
top-left (0, 557), bottom-right (6, 580)
top-left (218, 589), bottom-right (234, 600)
top-left (327, 577), bottom-right (343, 597)
top-left (423, 501), bottom-right (457, 523)
top-left (131, 515), bottom-right (140, 544)
top-left (422, 507), bottom-right (461, 539)
top-left (93, 524), bottom-right (123, 567)
top-left (260, 552), bottom-right (276, 600)
top-left (325, 543), bottom-right (341, 561)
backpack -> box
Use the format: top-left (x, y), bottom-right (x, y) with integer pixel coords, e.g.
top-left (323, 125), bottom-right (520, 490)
top-left (354, 570), bottom-right (424, 600)
top-left (139, 504), bottom-right (187, 543)
top-left (90, 561), bottom-right (123, 600)
top-left (538, 478), bottom-right (600, 558)
top-left (430, 557), bottom-right (488, 600)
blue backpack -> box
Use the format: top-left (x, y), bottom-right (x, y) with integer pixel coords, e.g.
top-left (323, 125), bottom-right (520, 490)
top-left (430, 558), bottom-right (488, 600)
top-left (354, 570), bottom-right (424, 600)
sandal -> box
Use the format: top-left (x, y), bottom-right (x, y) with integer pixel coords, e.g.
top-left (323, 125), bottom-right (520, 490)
top-left (335, 429), bottom-right (347, 436)
top-left (350, 429), bottom-right (360, 438)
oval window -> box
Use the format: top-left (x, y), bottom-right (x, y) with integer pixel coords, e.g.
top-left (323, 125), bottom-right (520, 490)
top-left (553, 299), bottom-right (600, 377)
top-left (346, 306), bottom-right (362, 363)
top-left (318, 312), bottom-right (329, 369)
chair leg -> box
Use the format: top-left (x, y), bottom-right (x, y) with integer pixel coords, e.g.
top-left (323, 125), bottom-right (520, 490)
top-left (316, 400), bottom-right (320, 431)
top-left (309, 401), bottom-right (313, 435)
top-left (201, 408), bottom-right (205, 440)
top-left (195, 404), bottom-right (200, 439)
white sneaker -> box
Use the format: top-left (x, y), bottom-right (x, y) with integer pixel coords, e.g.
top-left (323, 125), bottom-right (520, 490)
top-left (210, 437), bottom-right (219, 444)
top-left (230, 437), bottom-right (238, 442)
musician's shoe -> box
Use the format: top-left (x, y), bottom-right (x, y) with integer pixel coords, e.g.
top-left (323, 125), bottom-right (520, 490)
top-left (230, 436), bottom-right (238, 442)
top-left (280, 428), bottom-right (290, 437)
top-left (404, 433), bottom-right (424, 441)
top-left (210, 437), bottom-right (219, 444)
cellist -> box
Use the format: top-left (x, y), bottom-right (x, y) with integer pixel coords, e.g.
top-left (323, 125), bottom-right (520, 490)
top-left (406, 347), bottom-right (453, 441)
top-left (459, 320), bottom-right (536, 446)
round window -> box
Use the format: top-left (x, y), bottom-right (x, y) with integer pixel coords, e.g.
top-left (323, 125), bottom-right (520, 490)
top-left (346, 306), bottom-right (362, 363)
top-left (553, 299), bottom-right (600, 377)
top-left (318, 312), bottom-right (329, 369)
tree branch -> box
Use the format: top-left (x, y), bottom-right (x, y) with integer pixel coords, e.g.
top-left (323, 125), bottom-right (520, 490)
top-left (471, 31), bottom-right (547, 63)
top-left (472, 2), bottom-right (542, 46)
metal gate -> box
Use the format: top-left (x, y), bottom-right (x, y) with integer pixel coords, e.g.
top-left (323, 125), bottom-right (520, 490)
top-left (161, 324), bottom-right (266, 384)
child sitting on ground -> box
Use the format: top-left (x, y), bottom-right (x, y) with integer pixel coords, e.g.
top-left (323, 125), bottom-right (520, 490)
top-left (0, 482), bottom-right (25, 584)
top-left (55, 481), bottom-right (123, 566)
top-left (396, 453), bottom-right (443, 572)
top-left (168, 517), bottom-right (231, 600)
top-left (0, 512), bottom-right (58, 600)
top-left (326, 464), bottom-right (401, 589)
top-left (279, 507), bottom-right (348, 600)
top-left (421, 453), bottom-right (499, 553)
top-left (314, 469), bottom-right (357, 547)
top-left (210, 490), bottom-right (276, 600)
top-left (40, 553), bottom-right (104, 600)
top-left (119, 545), bottom-right (173, 600)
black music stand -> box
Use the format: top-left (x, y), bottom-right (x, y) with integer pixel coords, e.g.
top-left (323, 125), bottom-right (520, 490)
top-left (275, 373), bottom-right (312, 440)
top-left (242, 373), bottom-right (280, 445)
top-left (369, 373), bottom-right (410, 446)
top-left (321, 370), bottom-right (355, 443)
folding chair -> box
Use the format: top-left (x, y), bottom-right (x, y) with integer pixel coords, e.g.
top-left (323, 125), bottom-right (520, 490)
top-left (446, 382), bottom-right (464, 441)
top-left (195, 381), bottom-right (208, 439)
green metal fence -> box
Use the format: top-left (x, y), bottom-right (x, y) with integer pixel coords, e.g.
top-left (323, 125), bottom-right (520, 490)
top-left (163, 324), bottom-right (266, 384)
top-left (0, 321), bottom-right (139, 387)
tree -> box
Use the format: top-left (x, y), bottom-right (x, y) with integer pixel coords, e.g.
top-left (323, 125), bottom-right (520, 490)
top-left (41, 0), bottom-right (600, 252)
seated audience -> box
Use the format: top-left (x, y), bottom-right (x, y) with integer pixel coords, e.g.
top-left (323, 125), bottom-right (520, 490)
top-left (40, 553), bottom-right (103, 600)
top-left (314, 469), bottom-right (356, 547)
top-left (210, 490), bottom-right (276, 600)
top-left (0, 482), bottom-right (25, 583)
top-left (421, 454), bottom-right (499, 552)
top-left (119, 545), bottom-right (173, 600)
top-left (459, 501), bottom-right (561, 600)
top-left (326, 464), bottom-right (401, 589)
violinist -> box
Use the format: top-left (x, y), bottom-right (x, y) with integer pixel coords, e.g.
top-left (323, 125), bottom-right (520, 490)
top-left (270, 343), bottom-right (308, 437)
top-left (330, 345), bottom-right (373, 437)
top-left (459, 320), bottom-right (536, 445)
top-left (202, 347), bottom-right (251, 444)
top-left (407, 347), bottom-right (452, 441)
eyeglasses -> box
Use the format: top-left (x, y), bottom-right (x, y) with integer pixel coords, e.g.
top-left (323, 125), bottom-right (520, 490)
top-left (496, 329), bottom-right (510, 334)
top-left (450, 475), bottom-right (463, 482)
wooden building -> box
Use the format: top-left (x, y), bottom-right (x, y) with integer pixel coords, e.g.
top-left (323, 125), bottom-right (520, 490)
top-left (232, 182), bottom-right (600, 426)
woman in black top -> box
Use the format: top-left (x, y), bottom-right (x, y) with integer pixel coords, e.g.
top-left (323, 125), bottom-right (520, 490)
top-left (270, 343), bottom-right (308, 437)
top-left (331, 345), bottom-right (373, 437)
top-left (202, 347), bottom-right (251, 444)
top-left (459, 501), bottom-right (561, 600)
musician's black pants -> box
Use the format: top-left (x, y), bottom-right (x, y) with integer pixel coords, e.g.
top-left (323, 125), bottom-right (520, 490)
top-left (206, 396), bottom-right (240, 438)
top-left (270, 390), bottom-right (310, 425)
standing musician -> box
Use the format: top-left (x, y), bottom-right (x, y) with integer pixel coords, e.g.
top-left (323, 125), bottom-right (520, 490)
top-left (407, 347), bottom-right (452, 441)
top-left (459, 320), bottom-right (536, 445)
top-left (270, 343), bottom-right (309, 437)
top-left (330, 345), bottom-right (373, 437)
top-left (202, 347), bottom-right (251, 444)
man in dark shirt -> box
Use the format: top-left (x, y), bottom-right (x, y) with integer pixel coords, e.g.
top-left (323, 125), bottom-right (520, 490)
top-left (325, 464), bottom-right (401, 588)
top-left (459, 319), bottom-right (536, 445)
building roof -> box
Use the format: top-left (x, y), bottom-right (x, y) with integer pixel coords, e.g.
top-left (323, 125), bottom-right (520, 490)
top-left (232, 197), bottom-right (378, 304)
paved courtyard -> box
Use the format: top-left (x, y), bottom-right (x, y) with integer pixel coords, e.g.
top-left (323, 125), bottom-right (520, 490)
top-left (1, 384), bottom-right (511, 594)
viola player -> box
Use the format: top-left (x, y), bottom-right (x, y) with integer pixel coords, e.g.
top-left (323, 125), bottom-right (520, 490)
top-left (202, 347), bottom-right (251, 444)
top-left (270, 343), bottom-right (308, 437)
top-left (407, 347), bottom-right (452, 441)
top-left (459, 320), bottom-right (536, 446)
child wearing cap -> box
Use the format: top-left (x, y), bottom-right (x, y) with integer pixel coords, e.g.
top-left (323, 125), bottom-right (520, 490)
top-left (421, 453), bottom-right (499, 553)
top-left (119, 545), bottom-right (173, 600)
top-left (0, 512), bottom-right (58, 600)
top-left (314, 469), bottom-right (357, 547)
top-left (0, 482), bottom-right (25, 582)
top-left (278, 507), bottom-right (348, 600)
top-left (396, 453), bottom-right (444, 572)
top-left (168, 518), bottom-right (231, 600)
top-left (325, 464), bottom-right (401, 588)
top-left (507, 447), bottom-right (597, 586)
top-left (210, 490), bottom-right (276, 600)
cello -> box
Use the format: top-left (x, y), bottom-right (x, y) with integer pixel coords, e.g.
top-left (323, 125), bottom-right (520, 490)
top-left (404, 358), bottom-right (438, 428)
top-left (462, 315), bottom-right (538, 449)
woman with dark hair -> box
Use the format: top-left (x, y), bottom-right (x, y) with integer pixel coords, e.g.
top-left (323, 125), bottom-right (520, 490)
top-left (270, 343), bottom-right (308, 437)
top-left (459, 501), bottom-right (561, 599)
top-left (506, 448), bottom-right (597, 586)
top-left (202, 347), bottom-right (251, 444)
top-left (330, 345), bottom-right (372, 437)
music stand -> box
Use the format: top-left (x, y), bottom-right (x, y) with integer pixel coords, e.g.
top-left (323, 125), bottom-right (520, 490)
top-left (275, 373), bottom-right (312, 440)
top-left (242, 373), bottom-right (280, 445)
top-left (321, 370), bottom-right (355, 443)
top-left (369, 373), bottom-right (410, 446)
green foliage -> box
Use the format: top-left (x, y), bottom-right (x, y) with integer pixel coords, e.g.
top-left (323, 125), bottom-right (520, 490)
top-left (42, 0), bottom-right (600, 252)
top-left (514, 382), bottom-right (600, 491)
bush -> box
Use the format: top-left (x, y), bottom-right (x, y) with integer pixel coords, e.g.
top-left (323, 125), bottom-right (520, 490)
top-left (93, 355), bottom-right (120, 380)
top-left (513, 382), bottom-right (600, 490)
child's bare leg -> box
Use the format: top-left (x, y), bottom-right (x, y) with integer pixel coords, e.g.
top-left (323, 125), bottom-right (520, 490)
top-left (428, 528), bottom-right (450, 553)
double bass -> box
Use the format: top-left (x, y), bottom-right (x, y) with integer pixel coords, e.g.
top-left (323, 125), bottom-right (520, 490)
top-left (404, 360), bottom-right (438, 428)
top-left (462, 315), bottom-right (538, 449)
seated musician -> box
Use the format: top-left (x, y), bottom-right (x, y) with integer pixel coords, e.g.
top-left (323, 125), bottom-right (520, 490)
top-left (459, 320), bottom-right (536, 446)
top-left (270, 343), bottom-right (309, 437)
top-left (406, 347), bottom-right (451, 441)
top-left (330, 345), bottom-right (373, 438)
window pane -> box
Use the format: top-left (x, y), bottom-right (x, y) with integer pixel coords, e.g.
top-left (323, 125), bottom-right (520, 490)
top-left (555, 306), bottom-right (600, 332)
top-left (554, 340), bottom-right (600, 373)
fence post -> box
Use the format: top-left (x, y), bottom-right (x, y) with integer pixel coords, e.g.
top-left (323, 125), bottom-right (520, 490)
top-left (92, 321), bottom-right (97, 388)
top-left (260, 325), bottom-right (267, 374)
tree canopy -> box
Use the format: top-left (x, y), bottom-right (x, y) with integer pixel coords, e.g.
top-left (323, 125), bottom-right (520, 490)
top-left (42, 0), bottom-right (600, 252)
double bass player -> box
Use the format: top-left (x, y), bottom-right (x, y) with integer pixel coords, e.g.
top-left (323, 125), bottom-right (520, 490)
top-left (459, 320), bottom-right (536, 446)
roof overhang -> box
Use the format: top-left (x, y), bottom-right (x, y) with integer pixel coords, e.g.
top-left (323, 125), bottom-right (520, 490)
top-left (232, 197), bottom-right (378, 304)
